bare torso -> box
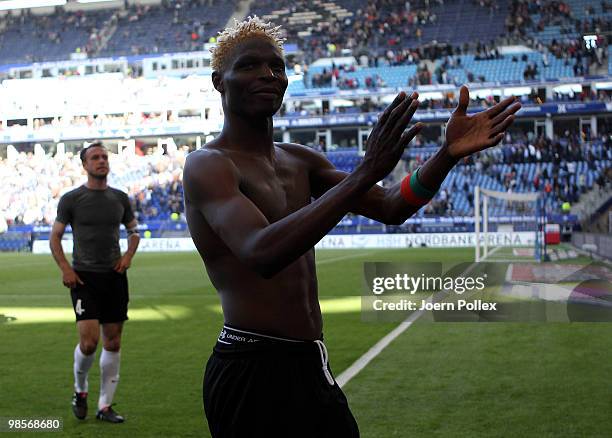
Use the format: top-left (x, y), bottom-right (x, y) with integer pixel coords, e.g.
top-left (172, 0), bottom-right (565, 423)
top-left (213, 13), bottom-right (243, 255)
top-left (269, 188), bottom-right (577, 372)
top-left (185, 142), bottom-right (322, 340)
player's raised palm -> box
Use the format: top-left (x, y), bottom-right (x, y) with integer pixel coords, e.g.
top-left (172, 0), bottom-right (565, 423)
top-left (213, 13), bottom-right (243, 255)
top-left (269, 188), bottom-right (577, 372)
top-left (360, 91), bottom-right (423, 183)
top-left (445, 85), bottom-right (521, 159)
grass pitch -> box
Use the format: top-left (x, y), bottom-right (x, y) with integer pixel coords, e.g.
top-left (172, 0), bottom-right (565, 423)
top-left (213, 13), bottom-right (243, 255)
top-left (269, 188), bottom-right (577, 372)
top-left (0, 249), bottom-right (610, 437)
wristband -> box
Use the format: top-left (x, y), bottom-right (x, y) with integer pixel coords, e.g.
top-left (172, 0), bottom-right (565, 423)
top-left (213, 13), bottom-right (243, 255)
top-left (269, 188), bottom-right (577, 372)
top-left (400, 167), bottom-right (437, 206)
top-left (413, 167), bottom-right (437, 198)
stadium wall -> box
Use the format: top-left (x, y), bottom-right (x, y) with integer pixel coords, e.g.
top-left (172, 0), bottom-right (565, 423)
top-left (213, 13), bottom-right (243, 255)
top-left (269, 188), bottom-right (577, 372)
top-left (572, 232), bottom-right (612, 260)
top-left (31, 232), bottom-right (536, 254)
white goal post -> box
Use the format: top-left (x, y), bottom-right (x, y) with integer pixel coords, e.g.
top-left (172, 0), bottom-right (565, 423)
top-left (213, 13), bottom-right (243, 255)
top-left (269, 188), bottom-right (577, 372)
top-left (474, 186), bottom-right (546, 262)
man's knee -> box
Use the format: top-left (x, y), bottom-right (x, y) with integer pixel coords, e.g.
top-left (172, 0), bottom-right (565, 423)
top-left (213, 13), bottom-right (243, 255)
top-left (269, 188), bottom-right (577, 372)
top-left (80, 338), bottom-right (98, 355)
top-left (101, 323), bottom-right (123, 352)
top-left (103, 337), bottom-right (121, 352)
top-left (77, 320), bottom-right (100, 354)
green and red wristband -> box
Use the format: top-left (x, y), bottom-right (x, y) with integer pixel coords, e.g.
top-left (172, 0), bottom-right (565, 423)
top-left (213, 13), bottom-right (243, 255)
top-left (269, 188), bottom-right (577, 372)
top-left (400, 167), bottom-right (437, 207)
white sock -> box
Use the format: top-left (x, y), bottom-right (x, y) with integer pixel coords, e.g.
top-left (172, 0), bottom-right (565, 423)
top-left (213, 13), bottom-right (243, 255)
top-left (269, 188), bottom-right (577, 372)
top-left (74, 344), bottom-right (95, 393)
top-left (98, 349), bottom-right (121, 411)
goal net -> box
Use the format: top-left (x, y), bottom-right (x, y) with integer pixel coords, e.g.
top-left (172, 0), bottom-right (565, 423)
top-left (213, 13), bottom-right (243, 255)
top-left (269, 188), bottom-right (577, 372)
top-left (474, 187), bottom-right (546, 262)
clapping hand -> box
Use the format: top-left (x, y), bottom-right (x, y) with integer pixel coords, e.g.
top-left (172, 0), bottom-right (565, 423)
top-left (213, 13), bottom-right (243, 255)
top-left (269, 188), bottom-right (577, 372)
top-left (445, 85), bottom-right (522, 159)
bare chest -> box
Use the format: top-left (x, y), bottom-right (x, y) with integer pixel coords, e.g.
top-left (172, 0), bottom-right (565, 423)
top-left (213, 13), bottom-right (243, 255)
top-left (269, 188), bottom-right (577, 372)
top-left (230, 151), bottom-right (311, 222)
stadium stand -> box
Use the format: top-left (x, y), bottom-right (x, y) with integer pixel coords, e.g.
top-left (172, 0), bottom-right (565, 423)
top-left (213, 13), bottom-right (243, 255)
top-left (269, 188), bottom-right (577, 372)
top-left (289, 50), bottom-right (584, 92)
top-left (438, 52), bottom-right (575, 84)
top-left (289, 64), bottom-right (419, 92)
top-left (0, 8), bottom-right (113, 64)
top-left (252, 0), bottom-right (508, 60)
top-left (328, 139), bottom-right (611, 218)
top-left (0, 0), bottom-right (235, 64)
top-left (509, 0), bottom-right (612, 43)
top-left (100, 0), bottom-right (235, 57)
top-left (0, 0), bottom-right (605, 86)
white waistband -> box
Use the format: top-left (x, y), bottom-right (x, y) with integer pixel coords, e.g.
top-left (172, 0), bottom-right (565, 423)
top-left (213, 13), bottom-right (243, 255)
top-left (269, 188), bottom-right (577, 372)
top-left (222, 325), bottom-right (305, 343)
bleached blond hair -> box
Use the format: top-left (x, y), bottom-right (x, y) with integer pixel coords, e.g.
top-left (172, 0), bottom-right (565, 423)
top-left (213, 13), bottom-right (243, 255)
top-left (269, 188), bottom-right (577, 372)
top-left (210, 15), bottom-right (285, 72)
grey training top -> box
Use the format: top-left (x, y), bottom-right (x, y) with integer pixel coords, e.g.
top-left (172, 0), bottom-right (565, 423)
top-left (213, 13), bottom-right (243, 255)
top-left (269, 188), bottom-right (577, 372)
top-left (56, 185), bottom-right (135, 272)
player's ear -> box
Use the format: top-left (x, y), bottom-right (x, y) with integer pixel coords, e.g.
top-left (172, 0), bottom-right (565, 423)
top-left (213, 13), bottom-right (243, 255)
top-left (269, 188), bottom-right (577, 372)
top-left (212, 71), bottom-right (224, 94)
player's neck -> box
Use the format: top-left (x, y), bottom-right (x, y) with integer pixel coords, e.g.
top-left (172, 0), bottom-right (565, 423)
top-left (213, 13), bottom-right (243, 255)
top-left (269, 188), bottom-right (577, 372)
top-left (220, 114), bottom-right (275, 158)
top-left (85, 177), bottom-right (108, 190)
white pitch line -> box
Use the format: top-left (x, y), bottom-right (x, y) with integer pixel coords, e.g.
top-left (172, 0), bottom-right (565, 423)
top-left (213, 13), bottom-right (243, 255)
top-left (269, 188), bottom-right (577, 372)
top-left (337, 260), bottom-right (480, 388)
top-left (481, 245), bottom-right (503, 261)
top-left (316, 250), bottom-right (377, 266)
top-left (489, 246), bottom-right (503, 256)
top-left (336, 302), bottom-right (427, 388)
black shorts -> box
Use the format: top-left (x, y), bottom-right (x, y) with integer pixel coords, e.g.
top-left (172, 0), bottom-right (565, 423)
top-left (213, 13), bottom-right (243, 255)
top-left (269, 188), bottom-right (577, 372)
top-left (203, 325), bottom-right (360, 438)
top-left (70, 270), bottom-right (129, 324)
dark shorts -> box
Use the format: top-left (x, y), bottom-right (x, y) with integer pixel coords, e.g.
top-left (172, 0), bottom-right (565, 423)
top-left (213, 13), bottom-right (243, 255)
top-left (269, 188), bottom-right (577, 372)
top-left (203, 325), bottom-right (360, 438)
top-left (70, 270), bottom-right (129, 324)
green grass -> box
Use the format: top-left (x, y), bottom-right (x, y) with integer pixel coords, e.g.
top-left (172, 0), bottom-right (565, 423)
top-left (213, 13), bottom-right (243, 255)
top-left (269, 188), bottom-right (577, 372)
top-left (0, 249), bottom-right (610, 437)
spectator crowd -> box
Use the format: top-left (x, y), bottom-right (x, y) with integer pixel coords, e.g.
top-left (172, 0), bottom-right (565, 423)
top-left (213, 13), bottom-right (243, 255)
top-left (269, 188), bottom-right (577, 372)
top-left (1, 131), bottom-right (609, 227)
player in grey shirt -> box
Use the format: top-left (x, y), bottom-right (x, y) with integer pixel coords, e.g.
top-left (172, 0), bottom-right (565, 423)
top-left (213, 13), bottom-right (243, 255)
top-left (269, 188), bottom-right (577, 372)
top-left (50, 142), bottom-right (140, 423)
